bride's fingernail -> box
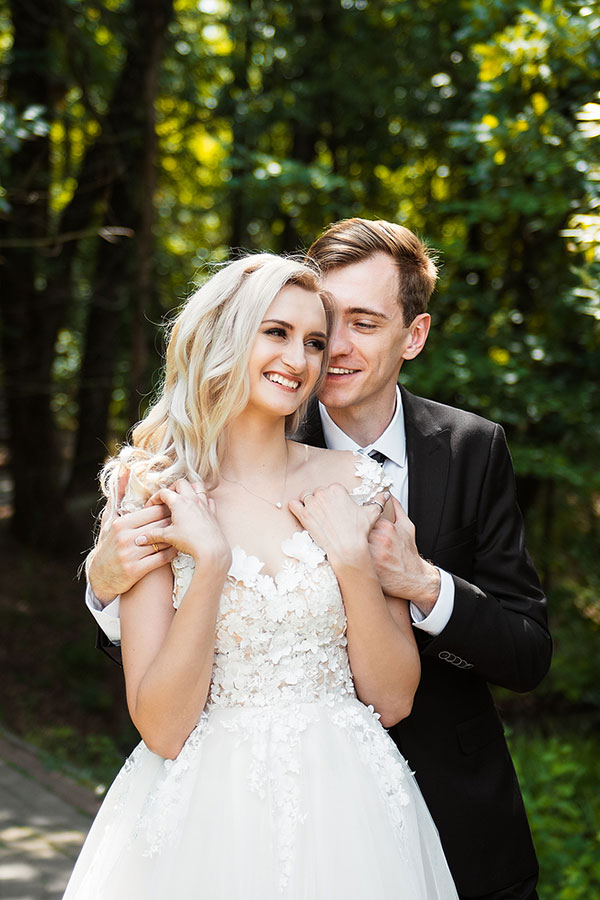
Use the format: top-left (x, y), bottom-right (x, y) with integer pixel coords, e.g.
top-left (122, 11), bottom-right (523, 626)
top-left (135, 535), bottom-right (148, 546)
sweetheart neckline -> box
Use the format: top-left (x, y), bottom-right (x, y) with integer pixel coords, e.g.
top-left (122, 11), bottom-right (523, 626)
top-left (227, 531), bottom-right (329, 587)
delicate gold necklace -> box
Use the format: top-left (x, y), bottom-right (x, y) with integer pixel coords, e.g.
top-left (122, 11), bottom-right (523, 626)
top-left (222, 444), bottom-right (289, 510)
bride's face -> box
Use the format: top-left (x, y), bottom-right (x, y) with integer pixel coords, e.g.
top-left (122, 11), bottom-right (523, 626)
top-left (245, 284), bottom-right (328, 419)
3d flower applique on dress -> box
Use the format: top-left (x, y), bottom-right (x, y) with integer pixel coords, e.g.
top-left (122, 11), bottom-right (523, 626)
top-left (274, 560), bottom-right (303, 594)
top-left (229, 545), bottom-right (265, 586)
top-left (171, 552), bottom-right (195, 609)
top-left (351, 451), bottom-right (393, 504)
top-left (281, 530), bottom-right (326, 568)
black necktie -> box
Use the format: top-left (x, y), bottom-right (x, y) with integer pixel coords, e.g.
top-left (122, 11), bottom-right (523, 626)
top-left (368, 449), bottom-right (387, 466)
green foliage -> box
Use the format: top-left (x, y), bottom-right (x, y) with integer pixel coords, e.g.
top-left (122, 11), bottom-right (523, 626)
top-left (25, 725), bottom-right (132, 796)
top-left (509, 730), bottom-right (600, 899)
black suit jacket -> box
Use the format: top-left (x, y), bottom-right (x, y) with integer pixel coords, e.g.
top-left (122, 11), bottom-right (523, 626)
top-left (296, 387), bottom-right (551, 897)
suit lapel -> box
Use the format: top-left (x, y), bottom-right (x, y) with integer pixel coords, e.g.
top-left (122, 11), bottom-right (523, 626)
top-left (401, 386), bottom-right (450, 560)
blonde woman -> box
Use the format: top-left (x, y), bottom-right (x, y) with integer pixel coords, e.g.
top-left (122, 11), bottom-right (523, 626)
top-left (64, 254), bottom-right (458, 899)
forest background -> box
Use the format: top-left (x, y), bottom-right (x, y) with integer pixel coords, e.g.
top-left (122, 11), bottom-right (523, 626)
top-left (1, 0), bottom-right (599, 896)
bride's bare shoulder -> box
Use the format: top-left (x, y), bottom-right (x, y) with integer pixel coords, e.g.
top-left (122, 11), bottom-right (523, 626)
top-left (295, 444), bottom-right (360, 489)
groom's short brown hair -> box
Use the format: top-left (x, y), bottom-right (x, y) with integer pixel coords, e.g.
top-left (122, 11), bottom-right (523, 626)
top-left (307, 218), bottom-right (438, 326)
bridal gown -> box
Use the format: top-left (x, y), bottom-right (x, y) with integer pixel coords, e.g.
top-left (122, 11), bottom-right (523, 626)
top-left (64, 454), bottom-right (458, 899)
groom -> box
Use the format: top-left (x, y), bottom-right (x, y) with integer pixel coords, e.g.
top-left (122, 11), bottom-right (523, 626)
top-left (87, 218), bottom-right (551, 900)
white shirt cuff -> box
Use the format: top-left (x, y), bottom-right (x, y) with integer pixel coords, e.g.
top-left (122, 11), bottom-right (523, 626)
top-left (410, 568), bottom-right (454, 636)
top-left (85, 583), bottom-right (122, 645)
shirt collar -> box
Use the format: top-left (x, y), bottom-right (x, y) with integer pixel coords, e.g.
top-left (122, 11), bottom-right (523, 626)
top-left (318, 385), bottom-right (407, 467)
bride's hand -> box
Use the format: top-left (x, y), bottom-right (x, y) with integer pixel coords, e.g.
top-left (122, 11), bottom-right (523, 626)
top-left (135, 479), bottom-right (231, 574)
top-left (288, 484), bottom-right (390, 570)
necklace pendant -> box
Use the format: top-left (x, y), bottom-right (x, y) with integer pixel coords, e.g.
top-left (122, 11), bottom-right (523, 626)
top-left (275, 501), bottom-right (282, 509)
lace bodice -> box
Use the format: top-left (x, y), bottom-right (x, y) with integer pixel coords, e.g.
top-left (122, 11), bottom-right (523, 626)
top-left (171, 452), bottom-right (391, 710)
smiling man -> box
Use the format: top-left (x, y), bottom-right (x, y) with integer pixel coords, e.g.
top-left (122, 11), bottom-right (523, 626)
top-left (86, 219), bottom-right (551, 900)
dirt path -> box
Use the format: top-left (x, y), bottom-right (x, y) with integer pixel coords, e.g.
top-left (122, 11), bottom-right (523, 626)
top-left (0, 732), bottom-right (99, 900)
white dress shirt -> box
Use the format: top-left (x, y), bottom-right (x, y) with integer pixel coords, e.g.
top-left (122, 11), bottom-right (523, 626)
top-left (319, 386), bottom-right (454, 635)
top-left (87, 386), bottom-right (454, 643)
top-left (87, 584), bottom-right (121, 643)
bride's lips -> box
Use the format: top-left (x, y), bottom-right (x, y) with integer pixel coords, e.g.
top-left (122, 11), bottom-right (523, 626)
top-left (263, 371), bottom-right (302, 392)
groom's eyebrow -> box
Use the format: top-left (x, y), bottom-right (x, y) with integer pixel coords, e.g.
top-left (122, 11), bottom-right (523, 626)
top-left (347, 306), bottom-right (390, 320)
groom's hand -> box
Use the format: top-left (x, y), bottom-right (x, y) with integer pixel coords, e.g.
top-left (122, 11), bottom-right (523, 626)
top-left (368, 497), bottom-right (440, 615)
top-left (88, 504), bottom-right (178, 604)
top-left (88, 466), bottom-right (172, 605)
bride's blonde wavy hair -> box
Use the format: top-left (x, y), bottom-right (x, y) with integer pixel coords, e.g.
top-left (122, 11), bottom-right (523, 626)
top-left (99, 253), bottom-right (334, 521)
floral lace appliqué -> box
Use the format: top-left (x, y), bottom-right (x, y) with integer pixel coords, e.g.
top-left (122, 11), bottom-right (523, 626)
top-left (331, 702), bottom-right (411, 861)
top-left (350, 450), bottom-right (393, 504)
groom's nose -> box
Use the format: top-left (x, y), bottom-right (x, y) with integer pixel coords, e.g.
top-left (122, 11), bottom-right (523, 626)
top-left (329, 322), bottom-right (354, 359)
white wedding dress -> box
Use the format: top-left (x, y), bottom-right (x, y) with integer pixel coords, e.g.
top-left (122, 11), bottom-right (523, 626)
top-left (64, 455), bottom-right (458, 899)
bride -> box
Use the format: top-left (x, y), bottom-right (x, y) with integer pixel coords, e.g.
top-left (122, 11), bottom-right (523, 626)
top-left (63, 253), bottom-right (458, 899)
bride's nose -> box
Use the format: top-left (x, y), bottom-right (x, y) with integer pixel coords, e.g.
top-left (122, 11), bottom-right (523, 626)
top-left (281, 338), bottom-right (307, 373)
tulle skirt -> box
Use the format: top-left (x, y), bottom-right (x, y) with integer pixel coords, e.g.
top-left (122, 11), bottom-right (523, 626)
top-left (63, 698), bottom-right (458, 899)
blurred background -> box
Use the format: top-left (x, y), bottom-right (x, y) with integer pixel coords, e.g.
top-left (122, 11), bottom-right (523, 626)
top-left (0, 0), bottom-right (599, 896)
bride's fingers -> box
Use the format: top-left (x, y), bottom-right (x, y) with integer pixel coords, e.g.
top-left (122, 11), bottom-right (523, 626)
top-left (171, 478), bottom-right (209, 504)
top-left (146, 487), bottom-right (178, 508)
top-left (135, 525), bottom-right (171, 547)
top-left (362, 491), bottom-right (391, 528)
top-left (116, 469), bottom-right (130, 506)
top-left (171, 478), bottom-right (197, 495)
top-left (288, 498), bottom-right (307, 524)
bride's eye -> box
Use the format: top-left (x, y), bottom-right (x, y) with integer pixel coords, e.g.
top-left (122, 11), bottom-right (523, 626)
top-left (264, 327), bottom-right (287, 338)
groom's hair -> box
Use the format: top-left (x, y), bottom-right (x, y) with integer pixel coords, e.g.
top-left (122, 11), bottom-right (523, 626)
top-left (307, 218), bottom-right (438, 326)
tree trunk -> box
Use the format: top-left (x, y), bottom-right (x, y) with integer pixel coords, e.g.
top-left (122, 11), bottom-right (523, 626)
top-left (0, 0), bottom-right (174, 543)
top-left (66, 0), bottom-right (174, 497)
top-left (0, 0), bottom-right (65, 545)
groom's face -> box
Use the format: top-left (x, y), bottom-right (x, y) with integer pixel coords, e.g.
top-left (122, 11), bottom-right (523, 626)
top-left (318, 253), bottom-right (426, 415)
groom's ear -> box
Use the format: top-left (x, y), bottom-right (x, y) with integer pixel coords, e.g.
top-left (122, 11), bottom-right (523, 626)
top-left (402, 313), bottom-right (431, 361)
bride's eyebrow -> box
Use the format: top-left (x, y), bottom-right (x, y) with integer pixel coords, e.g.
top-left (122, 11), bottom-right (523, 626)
top-left (262, 318), bottom-right (293, 328)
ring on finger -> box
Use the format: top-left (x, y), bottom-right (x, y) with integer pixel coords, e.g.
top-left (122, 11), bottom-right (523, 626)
top-left (364, 499), bottom-right (384, 514)
top-left (301, 491), bottom-right (314, 504)
top-left (152, 543), bottom-right (160, 553)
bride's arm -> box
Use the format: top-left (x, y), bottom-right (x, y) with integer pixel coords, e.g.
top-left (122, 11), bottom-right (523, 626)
top-left (121, 482), bottom-right (230, 759)
top-left (289, 485), bottom-right (420, 728)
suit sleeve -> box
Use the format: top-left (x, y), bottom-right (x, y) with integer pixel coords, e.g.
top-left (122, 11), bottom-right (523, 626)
top-left (421, 424), bottom-right (552, 692)
top-left (96, 625), bottom-right (123, 666)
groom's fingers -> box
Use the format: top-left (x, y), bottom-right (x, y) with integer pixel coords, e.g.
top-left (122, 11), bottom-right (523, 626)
top-left (389, 496), bottom-right (411, 527)
top-left (132, 545), bottom-right (178, 581)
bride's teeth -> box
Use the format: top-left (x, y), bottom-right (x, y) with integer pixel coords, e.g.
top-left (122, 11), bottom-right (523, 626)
top-left (266, 373), bottom-right (300, 389)
top-left (328, 367), bottom-right (357, 375)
